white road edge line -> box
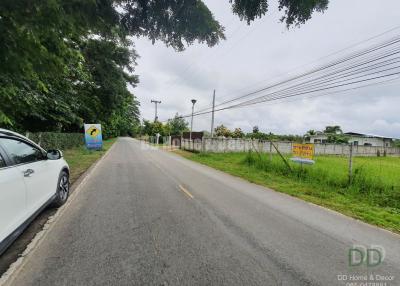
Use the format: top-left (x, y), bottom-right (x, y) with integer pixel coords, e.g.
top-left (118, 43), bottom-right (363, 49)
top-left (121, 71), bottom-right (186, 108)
top-left (0, 141), bottom-right (117, 286)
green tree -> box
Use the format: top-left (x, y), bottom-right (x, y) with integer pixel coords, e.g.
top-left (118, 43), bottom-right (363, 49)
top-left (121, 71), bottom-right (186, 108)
top-left (142, 120), bottom-right (167, 136)
top-left (152, 121), bottom-right (165, 136)
top-left (306, 129), bottom-right (316, 136)
top-left (326, 134), bottom-right (349, 144)
top-left (215, 125), bottom-right (232, 137)
top-left (142, 120), bottom-right (154, 136)
top-left (322, 125), bottom-right (349, 143)
top-left (230, 0), bottom-right (329, 27)
top-left (304, 129), bottom-right (317, 142)
top-left (253, 126), bottom-right (260, 134)
top-left (324, 125), bottom-right (343, 134)
top-left (167, 114), bottom-right (189, 135)
top-left (232, 128), bottom-right (245, 138)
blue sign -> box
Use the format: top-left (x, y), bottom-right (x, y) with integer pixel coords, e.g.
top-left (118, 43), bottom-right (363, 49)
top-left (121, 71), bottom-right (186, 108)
top-left (84, 124), bottom-right (103, 150)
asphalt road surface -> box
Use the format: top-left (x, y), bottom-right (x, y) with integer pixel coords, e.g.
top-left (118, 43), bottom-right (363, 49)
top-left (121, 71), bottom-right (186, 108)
top-left (5, 138), bottom-right (400, 286)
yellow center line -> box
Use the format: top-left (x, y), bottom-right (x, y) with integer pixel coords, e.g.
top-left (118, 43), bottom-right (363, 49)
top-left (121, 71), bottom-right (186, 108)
top-left (179, 185), bottom-right (194, 199)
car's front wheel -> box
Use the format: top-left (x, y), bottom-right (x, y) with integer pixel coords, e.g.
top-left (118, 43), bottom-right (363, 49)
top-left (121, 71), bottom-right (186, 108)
top-left (53, 171), bottom-right (70, 207)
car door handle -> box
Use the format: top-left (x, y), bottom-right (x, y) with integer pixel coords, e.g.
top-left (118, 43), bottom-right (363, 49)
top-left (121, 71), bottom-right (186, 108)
top-left (23, 169), bottom-right (35, 177)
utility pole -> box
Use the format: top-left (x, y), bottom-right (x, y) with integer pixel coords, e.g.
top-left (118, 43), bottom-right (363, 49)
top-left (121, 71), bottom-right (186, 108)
top-left (190, 99), bottom-right (197, 141)
top-left (151, 100), bottom-right (161, 122)
top-left (348, 143), bottom-right (354, 185)
top-left (210, 90), bottom-right (216, 137)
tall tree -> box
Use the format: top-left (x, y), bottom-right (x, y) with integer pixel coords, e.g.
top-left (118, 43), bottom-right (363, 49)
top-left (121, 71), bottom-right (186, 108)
top-left (232, 128), bottom-right (245, 138)
top-left (167, 114), bottom-right (189, 135)
top-left (306, 129), bottom-right (316, 136)
top-left (215, 124), bottom-right (232, 137)
top-left (324, 126), bottom-right (343, 134)
top-left (253, 126), bottom-right (260, 134)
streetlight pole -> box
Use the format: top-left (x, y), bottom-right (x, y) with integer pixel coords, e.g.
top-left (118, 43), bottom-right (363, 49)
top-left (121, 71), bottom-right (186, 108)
top-left (151, 100), bottom-right (161, 122)
top-left (210, 90), bottom-right (216, 137)
top-left (190, 99), bottom-right (197, 141)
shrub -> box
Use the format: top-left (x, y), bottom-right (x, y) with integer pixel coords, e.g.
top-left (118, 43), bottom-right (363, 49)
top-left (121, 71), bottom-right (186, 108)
top-left (26, 132), bottom-right (84, 150)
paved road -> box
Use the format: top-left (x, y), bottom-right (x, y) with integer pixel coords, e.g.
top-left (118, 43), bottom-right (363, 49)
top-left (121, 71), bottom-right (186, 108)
top-left (5, 138), bottom-right (400, 286)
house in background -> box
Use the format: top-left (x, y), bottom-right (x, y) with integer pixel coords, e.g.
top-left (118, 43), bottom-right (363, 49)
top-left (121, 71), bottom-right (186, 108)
top-left (309, 132), bottom-right (395, 147)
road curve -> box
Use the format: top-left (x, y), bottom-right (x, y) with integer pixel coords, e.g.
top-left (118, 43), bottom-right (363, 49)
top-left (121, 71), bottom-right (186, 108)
top-left (5, 138), bottom-right (399, 286)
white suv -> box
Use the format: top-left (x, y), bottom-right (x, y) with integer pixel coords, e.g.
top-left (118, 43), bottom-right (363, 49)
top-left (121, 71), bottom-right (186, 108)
top-left (0, 129), bottom-right (70, 255)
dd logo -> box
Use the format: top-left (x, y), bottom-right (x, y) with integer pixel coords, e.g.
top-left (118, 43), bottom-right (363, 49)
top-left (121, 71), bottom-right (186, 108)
top-left (348, 245), bottom-right (385, 267)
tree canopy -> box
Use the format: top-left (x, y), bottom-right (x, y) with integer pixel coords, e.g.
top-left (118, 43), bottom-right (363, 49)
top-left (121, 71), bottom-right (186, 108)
top-left (305, 126), bottom-right (349, 144)
top-left (141, 114), bottom-right (189, 137)
top-left (214, 125), bottom-right (232, 137)
top-left (167, 114), bottom-right (190, 135)
top-left (214, 124), bottom-right (302, 141)
top-left (324, 125), bottom-right (343, 134)
top-left (323, 126), bottom-right (349, 144)
top-left (0, 0), bottom-right (329, 136)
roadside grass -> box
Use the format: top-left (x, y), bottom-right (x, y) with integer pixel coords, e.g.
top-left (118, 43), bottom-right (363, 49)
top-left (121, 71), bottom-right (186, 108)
top-left (174, 150), bottom-right (400, 233)
top-left (63, 138), bottom-right (117, 183)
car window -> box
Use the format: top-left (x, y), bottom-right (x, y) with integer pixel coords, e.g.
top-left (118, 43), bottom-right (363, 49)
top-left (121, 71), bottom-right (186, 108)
top-left (0, 138), bottom-right (43, 165)
top-left (0, 153), bottom-right (5, 168)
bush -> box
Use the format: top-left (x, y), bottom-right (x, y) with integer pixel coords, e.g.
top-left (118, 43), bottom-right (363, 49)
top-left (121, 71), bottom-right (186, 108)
top-left (26, 132), bottom-right (84, 150)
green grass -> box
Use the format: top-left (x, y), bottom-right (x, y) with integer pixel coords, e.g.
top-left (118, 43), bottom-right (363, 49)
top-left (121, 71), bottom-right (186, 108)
top-left (174, 150), bottom-right (400, 233)
top-left (63, 138), bottom-right (116, 183)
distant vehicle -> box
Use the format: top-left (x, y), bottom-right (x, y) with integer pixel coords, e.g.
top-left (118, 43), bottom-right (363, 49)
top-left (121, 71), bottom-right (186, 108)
top-left (0, 129), bottom-right (70, 255)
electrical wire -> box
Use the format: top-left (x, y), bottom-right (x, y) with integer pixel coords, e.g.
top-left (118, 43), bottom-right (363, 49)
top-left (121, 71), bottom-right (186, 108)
top-left (161, 30), bottom-right (400, 123)
top-left (191, 36), bottom-right (400, 114)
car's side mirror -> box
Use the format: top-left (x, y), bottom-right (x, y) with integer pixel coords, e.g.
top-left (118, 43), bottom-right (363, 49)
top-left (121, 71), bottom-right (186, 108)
top-left (46, 149), bottom-right (63, 160)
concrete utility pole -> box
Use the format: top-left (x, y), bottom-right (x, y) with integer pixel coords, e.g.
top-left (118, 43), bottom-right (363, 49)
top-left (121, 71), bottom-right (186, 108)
top-left (348, 143), bottom-right (354, 185)
top-left (190, 99), bottom-right (197, 141)
top-left (151, 100), bottom-right (161, 122)
top-left (210, 90), bottom-right (216, 137)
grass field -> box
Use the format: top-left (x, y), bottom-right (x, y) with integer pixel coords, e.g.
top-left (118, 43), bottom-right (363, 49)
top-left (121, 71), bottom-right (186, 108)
top-left (63, 138), bottom-right (116, 183)
top-left (174, 150), bottom-right (400, 233)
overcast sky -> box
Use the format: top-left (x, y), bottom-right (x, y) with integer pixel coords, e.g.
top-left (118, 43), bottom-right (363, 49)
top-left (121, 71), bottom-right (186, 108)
top-left (131, 0), bottom-right (400, 138)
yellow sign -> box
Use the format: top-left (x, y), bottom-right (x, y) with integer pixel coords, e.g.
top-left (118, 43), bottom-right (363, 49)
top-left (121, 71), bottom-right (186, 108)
top-left (86, 125), bottom-right (100, 138)
top-left (292, 143), bottom-right (314, 160)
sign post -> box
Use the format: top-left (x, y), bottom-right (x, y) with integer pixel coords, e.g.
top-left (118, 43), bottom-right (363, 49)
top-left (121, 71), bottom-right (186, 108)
top-left (84, 124), bottom-right (103, 150)
top-left (291, 143), bottom-right (315, 165)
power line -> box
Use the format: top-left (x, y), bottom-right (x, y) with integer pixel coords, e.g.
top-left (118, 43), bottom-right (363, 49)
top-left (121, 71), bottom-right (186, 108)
top-left (180, 38), bottom-right (400, 116)
top-left (192, 36), bottom-right (400, 114)
top-left (236, 71), bottom-right (400, 108)
top-left (214, 76), bottom-right (400, 114)
top-left (188, 26), bottom-right (400, 115)
top-left (237, 76), bottom-right (400, 109)
top-left (192, 45), bottom-right (400, 114)
top-left (229, 45), bottom-right (400, 106)
top-left (160, 29), bottom-right (400, 124)
top-left (237, 55), bottom-right (400, 107)
top-left (175, 72), bottom-right (400, 120)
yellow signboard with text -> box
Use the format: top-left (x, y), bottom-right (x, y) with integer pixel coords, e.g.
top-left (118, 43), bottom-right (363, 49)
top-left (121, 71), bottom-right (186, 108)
top-left (292, 143), bottom-right (314, 160)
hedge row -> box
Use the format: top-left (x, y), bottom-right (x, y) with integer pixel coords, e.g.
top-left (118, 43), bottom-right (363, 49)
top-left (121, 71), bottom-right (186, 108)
top-left (26, 132), bottom-right (84, 150)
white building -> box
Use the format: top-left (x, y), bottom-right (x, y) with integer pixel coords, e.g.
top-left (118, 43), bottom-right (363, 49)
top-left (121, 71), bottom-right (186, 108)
top-left (309, 132), bottom-right (394, 147)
